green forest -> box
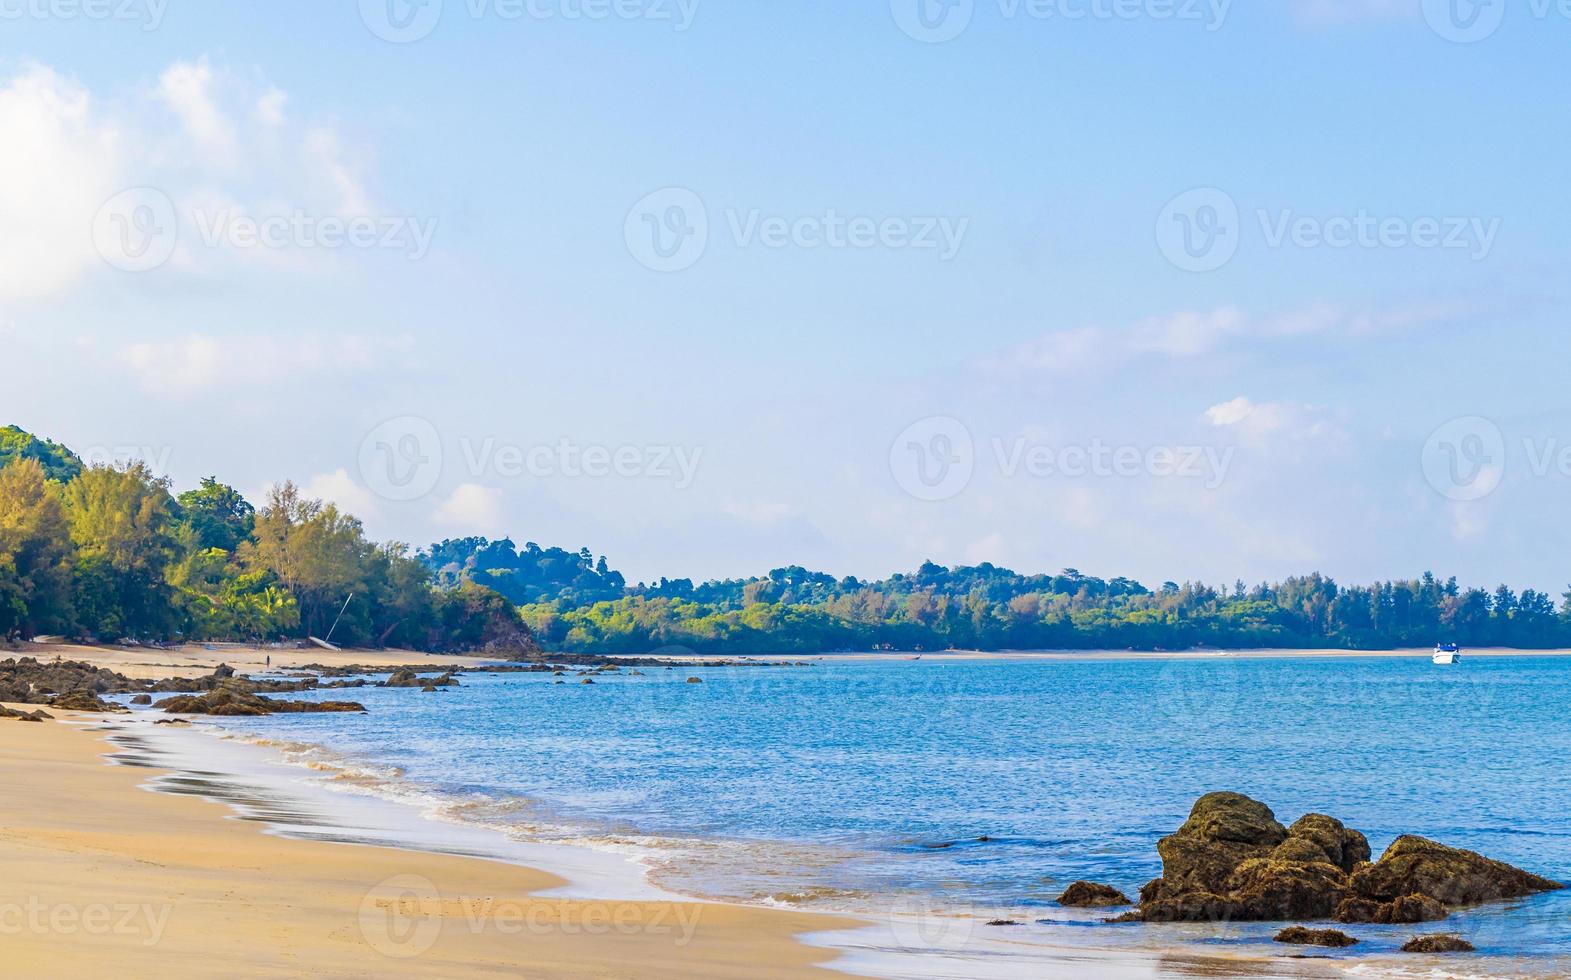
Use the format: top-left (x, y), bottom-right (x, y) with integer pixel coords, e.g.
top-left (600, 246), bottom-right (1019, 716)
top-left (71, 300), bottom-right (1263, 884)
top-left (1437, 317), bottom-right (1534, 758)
top-left (6, 426), bottom-right (1568, 655)
top-left (0, 427), bottom-right (530, 652)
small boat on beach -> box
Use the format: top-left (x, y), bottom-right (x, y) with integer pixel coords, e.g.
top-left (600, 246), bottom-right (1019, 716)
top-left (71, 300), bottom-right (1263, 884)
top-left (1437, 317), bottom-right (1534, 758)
top-left (1433, 643), bottom-right (1462, 665)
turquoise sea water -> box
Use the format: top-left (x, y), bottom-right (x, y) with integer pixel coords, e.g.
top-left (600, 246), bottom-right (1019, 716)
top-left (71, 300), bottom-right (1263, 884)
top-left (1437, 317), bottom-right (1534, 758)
top-left (194, 654), bottom-right (1571, 972)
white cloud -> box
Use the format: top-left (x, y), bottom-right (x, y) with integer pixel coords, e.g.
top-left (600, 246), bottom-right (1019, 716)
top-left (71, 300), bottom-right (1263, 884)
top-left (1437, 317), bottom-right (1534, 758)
top-left (0, 66), bottom-right (122, 304)
top-left (158, 59), bottom-right (236, 164)
top-left (1204, 396), bottom-right (1339, 445)
top-left (435, 483), bottom-right (505, 532)
top-left (723, 498), bottom-right (796, 525)
top-left (983, 303), bottom-right (1465, 378)
top-left (119, 332), bottom-right (415, 394)
top-left (301, 468), bottom-right (380, 520)
top-left (0, 58), bottom-right (385, 307)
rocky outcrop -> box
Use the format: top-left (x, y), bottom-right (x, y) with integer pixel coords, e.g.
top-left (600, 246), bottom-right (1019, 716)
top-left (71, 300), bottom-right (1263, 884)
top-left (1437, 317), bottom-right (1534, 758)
top-left (1274, 926), bottom-right (1357, 948)
top-left (130, 694), bottom-right (153, 705)
top-left (160, 683), bottom-right (365, 716)
top-left (1124, 793), bottom-right (1560, 928)
top-left (1351, 836), bottom-right (1562, 907)
top-left (0, 704), bottom-right (52, 722)
top-left (1401, 933), bottom-right (1475, 953)
top-left (381, 668), bottom-right (458, 688)
top-left (1057, 881), bottom-right (1131, 907)
top-left (49, 690), bottom-right (127, 712)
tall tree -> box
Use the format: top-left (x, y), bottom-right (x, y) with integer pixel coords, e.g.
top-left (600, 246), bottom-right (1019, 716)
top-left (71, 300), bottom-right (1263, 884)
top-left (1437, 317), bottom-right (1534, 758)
top-left (0, 458), bottom-right (75, 638)
top-left (62, 462), bottom-right (179, 639)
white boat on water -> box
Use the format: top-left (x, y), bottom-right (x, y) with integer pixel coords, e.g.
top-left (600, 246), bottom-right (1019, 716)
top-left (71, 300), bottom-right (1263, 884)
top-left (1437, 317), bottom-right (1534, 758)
top-left (1433, 643), bottom-right (1462, 665)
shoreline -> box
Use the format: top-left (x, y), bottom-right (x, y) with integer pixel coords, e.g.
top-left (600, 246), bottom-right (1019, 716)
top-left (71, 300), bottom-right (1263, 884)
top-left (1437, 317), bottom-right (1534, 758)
top-left (1, 702), bottom-right (1357, 979)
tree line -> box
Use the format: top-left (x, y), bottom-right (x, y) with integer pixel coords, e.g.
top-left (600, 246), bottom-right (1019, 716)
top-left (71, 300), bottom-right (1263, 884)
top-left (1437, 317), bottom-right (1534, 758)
top-left (0, 427), bottom-right (530, 652)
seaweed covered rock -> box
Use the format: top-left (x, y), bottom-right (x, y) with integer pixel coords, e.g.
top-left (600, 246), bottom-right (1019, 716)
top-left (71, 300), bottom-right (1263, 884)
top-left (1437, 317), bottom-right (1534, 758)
top-left (1282, 814), bottom-right (1371, 874)
top-left (1274, 926), bottom-right (1358, 948)
top-left (382, 668), bottom-right (458, 689)
top-left (1125, 794), bottom-right (1560, 926)
top-left (1223, 857), bottom-right (1350, 921)
top-left (1149, 792), bottom-right (1287, 898)
top-left (1057, 881), bottom-right (1131, 908)
top-left (1352, 836), bottom-right (1563, 907)
top-left (160, 684), bottom-right (364, 716)
top-left (1401, 933), bottom-right (1475, 954)
top-left (49, 690), bottom-right (127, 713)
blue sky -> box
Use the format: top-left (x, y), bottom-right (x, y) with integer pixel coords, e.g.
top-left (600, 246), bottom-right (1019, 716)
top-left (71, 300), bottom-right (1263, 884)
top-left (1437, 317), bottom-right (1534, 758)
top-left (3, 0), bottom-right (1569, 590)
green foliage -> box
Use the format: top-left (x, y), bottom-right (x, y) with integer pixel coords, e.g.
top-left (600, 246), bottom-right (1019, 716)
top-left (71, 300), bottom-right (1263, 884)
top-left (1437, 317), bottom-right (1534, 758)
top-left (0, 425), bottom-right (83, 483)
top-left (176, 477), bottom-right (256, 553)
top-left (0, 458), bottom-right (75, 638)
top-left (421, 537), bottom-right (624, 604)
top-left (62, 462), bottom-right (180, 639)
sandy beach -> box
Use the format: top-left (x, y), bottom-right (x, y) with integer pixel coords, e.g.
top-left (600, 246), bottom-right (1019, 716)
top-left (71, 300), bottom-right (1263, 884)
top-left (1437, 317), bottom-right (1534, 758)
top-left (0, 708), bottom-right (861, 978)
top-left (0, 704), bottom-right (1362, 980)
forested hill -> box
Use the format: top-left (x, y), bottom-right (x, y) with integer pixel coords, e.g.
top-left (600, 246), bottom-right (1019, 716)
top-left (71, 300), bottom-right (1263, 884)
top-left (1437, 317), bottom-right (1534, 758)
top-left (427, 538), bottom-right (1570, 655)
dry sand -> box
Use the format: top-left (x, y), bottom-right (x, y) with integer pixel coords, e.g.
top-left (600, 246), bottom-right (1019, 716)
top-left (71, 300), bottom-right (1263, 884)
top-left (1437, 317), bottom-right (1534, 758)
top-left (0, 711), bottom-right (859, 978)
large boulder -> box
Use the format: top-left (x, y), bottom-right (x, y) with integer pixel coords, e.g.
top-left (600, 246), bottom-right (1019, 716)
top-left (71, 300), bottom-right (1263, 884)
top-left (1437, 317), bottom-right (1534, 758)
top-left (1401, 933), bottom-right (1475, 954)
top-left (1151, 793), bottom-right (1287, 897)
top-left (1282, 814), bottom-right (1371, 873)
top-left (1352, 836), bottom-right (1563, 906)
top-left (1224, 858), bottom-right (1349, 921)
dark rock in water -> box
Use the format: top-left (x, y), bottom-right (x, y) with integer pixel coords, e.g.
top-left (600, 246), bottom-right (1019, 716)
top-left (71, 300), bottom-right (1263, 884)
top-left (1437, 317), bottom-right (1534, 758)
top-left (1224, 857), bottom-right (1349, 921)
top-left (1401, 933), bottom-right (1475, 954)
top-left (686, 677), bottom-right (703, 684)
top-left (382, 668), bottom-right (458, 689)
top-left (49, 690), bottom-right (127, 713)
top-left (1282, 814), bottom-right (1371, 873)
top-left (580, 678), bottom-right (595, 685)
top-left (1057, 881), bottom-right (1131, 908)
top-left (1378, 893), bottom-right (1449, 924)
top-left (1139, 890), bottom-right (1236, 923)
top-left (1124, 793), bottom-right (1560, 926)
top-left (1352, 836), bottom-right (1563, 906)
top-left (130, 694), bottom-right (153, 705)
top-left (153, 718), bottom-right (191, 725)
top-left (1274, 926), bottom-right (1358, 948)
top-left (984, 919), bottom-right (1020, 926)
top-left (160, 683), bottom-right (365, 716)
top-left (1152, 792), bottom-right (1287, 898)
top-left (212, 663), bottom-right (235, 679)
